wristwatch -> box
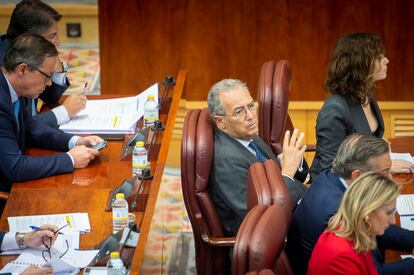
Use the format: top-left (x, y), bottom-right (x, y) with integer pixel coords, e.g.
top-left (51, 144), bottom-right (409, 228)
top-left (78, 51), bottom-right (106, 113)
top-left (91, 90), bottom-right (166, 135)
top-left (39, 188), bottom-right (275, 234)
top-left (16, 232), bottom-right (26, 249)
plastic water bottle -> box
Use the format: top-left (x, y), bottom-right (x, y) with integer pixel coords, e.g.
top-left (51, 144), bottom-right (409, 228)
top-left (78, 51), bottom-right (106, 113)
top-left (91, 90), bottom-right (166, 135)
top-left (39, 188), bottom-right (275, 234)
top-left (132, 141), bottom-right (147, 177)
top-left (112, 193), bottom-right (128, 234)
top-left (143, 95), bottom-right (158, 127)
top-left (107, 251), bottom-right (126, 275)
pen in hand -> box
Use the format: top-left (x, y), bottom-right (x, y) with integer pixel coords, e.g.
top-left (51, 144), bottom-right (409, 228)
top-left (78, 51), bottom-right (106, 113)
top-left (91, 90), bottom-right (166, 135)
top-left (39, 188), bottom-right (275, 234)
top-left (30, 223), bottom-right (68, 235)
top-left (82, 82), bottom-right (88, 95)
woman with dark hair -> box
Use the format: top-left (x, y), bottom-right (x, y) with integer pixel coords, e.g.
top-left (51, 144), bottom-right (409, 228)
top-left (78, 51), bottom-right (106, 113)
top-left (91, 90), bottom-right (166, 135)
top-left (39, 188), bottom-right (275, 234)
top-left (310, 33), bottom-right (413, 179)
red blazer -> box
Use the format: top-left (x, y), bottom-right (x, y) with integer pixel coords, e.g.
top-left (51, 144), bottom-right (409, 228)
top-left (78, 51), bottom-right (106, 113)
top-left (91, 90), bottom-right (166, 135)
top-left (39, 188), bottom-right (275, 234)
top-left (308, 231), bottom-right (378, 275)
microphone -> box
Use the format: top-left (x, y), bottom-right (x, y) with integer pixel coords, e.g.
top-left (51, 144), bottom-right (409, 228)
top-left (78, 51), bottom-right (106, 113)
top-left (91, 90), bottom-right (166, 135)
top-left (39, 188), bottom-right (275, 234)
top-left (156, 74), bottom-right (175, 130)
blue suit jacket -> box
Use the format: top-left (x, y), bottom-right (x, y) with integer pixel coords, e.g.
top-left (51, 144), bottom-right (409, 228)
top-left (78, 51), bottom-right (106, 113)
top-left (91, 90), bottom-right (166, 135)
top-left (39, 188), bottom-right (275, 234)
top-left (286, 170), bottom-right (414, 275)
top-left (0, 35), bottom-right (68, 128)
top-left (0, 72), bottom-right (74, 192)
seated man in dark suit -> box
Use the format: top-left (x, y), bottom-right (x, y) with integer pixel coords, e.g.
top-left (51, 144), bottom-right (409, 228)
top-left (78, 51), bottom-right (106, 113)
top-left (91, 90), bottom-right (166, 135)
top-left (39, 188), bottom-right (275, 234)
top-left (0, 34), bottom-right (101, 192)
top-left (0, 0), bottom-right (86, 128)
top-left (286, 133), bottom-right (414, 275)
top-left (207, 79), bottom-right (308, 237)
top-left (0, 224), bottom-right (59, 274)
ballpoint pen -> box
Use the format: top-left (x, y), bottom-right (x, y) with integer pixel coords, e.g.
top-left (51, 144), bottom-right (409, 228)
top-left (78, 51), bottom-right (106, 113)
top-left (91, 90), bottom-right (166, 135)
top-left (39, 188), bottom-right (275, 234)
top-left (82, 82), bottom-right (88, 95)
top-left (30, 223), bottom-right (69, 235)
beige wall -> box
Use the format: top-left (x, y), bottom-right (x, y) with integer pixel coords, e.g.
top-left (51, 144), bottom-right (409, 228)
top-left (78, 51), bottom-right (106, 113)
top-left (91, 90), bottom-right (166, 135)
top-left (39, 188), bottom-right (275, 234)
top-left (166, 101), bottom-right (414, 168)
top-left (0, 4), bottom-right (98, 44)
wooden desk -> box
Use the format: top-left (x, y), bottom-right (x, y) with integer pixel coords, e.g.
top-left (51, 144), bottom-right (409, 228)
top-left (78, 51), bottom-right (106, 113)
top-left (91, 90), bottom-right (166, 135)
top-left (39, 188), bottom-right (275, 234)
top-left (385, 137), bottom-right (414, 263)
top-left (0, 70), bottom-right (186, 274)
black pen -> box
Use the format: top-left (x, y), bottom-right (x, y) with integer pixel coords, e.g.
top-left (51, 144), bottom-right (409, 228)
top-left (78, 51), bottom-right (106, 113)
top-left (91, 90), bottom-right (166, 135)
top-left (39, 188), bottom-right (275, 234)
top-left (82, 82), bottom-right (88, 95)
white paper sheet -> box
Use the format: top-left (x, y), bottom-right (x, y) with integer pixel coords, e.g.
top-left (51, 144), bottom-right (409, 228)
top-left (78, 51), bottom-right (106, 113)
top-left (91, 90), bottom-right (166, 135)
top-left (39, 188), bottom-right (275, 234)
top-left (59, 83), bottom-right (158, 134)
top-left (390, 152), bottom-right (414, 163)
top-left (397, 195), bottom-right (414, 216)
top-left (7, 213), bottom-right (91, 233)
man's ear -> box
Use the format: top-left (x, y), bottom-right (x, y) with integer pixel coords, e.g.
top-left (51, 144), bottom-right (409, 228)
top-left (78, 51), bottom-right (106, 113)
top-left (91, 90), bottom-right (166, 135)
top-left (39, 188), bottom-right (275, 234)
top-left (15, 63), bottom-right (29, 76)
top-left (350, 170), bottom-right (362, 183)
top-left (213, 115), bottom-right (226, 129)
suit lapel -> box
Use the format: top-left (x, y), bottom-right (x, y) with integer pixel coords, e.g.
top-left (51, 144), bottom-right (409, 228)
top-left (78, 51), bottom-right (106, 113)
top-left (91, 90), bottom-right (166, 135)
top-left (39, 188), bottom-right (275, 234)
top-left (347, 97), bottom-right (371, 134)
top-left (371, 98), bottom-right (384, 137)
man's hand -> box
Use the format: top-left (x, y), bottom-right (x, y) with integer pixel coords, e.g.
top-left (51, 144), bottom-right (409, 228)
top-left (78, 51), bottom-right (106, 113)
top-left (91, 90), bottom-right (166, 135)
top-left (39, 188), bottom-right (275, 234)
top-left (68, 145), bottom-right (99, 168)
top-left (391, 159), bottom-right (414, 174)
top-left (22, 224), bottom-right (58, 248)
top-left (22, 265), bottom-right (53, 275)
top-left (76, 136), bottom-right (104, 147)
top-left (63, 94), bottom-right (87, 117)
top-left (278, 129), bottom-right (306, 177)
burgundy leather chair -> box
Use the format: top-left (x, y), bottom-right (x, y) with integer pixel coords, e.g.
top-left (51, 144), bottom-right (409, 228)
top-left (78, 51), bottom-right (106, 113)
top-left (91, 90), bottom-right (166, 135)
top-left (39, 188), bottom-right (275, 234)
top-left (245, 269), bottom-right (275, 275)
top-left (232, 205), bottom-right (293, 275)
top-left (247, 160), bottom-right (292, 221)
top-left (181, 108), bottom-right (235, 275)
top-left (258, 60), bottom-right (315, 156)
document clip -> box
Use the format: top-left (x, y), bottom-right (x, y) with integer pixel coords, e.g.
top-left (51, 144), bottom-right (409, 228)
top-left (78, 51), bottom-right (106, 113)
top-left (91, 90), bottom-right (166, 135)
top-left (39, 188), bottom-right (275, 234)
top-left (119, 127), bottom-right (149, 160)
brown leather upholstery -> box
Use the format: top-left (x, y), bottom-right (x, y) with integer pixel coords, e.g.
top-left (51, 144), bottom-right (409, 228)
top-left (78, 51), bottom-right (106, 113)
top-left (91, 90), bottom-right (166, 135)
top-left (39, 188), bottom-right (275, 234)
top-left (232, 205), bottom-right (292, 275)
top-left (245, 269), bottom-right (275, 275)
top-left (258, 60), bottom-right (315, 156)
top-left (181, 108), bottom-right (235, 275)
top-left (247, 160), bottom-right (292, 220)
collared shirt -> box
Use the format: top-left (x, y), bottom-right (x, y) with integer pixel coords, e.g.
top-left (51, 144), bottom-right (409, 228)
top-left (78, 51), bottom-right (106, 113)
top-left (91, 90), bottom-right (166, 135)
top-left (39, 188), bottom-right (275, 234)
top-left (339, 176), bottom-right (350, 190)
top-left (4, 74), bottom-right (77, 166)
top-left (234, 137), bottom-right (298, 182)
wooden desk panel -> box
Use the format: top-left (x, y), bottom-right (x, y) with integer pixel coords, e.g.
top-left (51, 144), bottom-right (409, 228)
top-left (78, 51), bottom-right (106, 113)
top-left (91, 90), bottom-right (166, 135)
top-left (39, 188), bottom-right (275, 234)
top-left (0, 70), bottom-right (186, 274)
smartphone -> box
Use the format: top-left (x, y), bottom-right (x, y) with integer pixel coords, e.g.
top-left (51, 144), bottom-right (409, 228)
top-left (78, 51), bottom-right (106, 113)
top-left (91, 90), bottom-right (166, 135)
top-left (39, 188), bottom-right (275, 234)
top-left (91, 140), bottom-right (107, 151)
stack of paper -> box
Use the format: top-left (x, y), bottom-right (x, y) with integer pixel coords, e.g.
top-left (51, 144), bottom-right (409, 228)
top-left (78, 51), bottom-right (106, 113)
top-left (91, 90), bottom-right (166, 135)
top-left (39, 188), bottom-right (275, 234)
top-left (59, 83), bottom-right (159, 134)
top-left (8, 213), bottom-right (91, 234)
top-left (390, 152), bottom-right (414, 163)
top-left (0, 247), bottom-right (98, 274)
top-left (397, 195), bottom-right (414, 230)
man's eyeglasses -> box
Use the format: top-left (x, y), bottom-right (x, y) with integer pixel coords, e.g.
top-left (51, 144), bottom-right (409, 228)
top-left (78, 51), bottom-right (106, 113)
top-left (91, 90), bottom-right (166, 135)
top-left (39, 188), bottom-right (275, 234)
top-left (381, 205), bottom-right (398, 216)
top-left (217, 101), bottom-right (256, 119)
top-left (42, 223), bottom-right (69, 262)
top-left (27, 64), bottom-right (53, 82)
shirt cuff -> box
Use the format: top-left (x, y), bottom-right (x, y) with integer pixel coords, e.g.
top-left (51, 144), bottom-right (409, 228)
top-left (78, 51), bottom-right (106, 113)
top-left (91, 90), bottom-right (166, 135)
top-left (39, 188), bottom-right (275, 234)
top-left (52, 70), bottom-right (67, 86)
top-left (52, 105), bottom-right (70, 125)
top-left (0, 232), bottom-right (19, 251)
top-left (66, 152), bottom-right (75, 167)
top-left (282, 173), bottom-right (295, 182)
top-left (68, 136), bottom-right (80, 149)
top-left (298, 157), bottom-right (304, 172)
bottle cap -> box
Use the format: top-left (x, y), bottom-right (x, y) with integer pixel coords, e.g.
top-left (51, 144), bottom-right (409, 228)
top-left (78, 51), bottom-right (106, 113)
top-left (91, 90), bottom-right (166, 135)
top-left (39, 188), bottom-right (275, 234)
top-left (147, 95), bottom-right (154, 100)
top-left (135, 141), bottom-right (144, 147)
top-left (116, 193), bottom-right (124, 199)
top-left (110, 251), bottom-right (120, 258)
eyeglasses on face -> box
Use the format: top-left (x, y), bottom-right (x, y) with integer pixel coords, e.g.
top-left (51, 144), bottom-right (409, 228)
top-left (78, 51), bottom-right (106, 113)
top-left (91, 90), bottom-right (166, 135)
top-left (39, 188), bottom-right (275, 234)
top-left (217, 101), bottom-right (256, 119)
top-left (27, 64), bottom-right (53, 82)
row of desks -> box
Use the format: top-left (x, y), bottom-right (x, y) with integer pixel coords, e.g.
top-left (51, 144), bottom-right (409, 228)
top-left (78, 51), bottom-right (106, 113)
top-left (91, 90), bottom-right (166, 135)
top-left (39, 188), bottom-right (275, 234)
top-left (0, 71), bottom-right (186, 274)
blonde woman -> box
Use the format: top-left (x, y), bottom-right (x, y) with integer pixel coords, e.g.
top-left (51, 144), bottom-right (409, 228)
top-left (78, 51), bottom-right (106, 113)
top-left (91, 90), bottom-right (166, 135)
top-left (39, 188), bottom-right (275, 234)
top-left (308, 172), bottom-right (399, 275)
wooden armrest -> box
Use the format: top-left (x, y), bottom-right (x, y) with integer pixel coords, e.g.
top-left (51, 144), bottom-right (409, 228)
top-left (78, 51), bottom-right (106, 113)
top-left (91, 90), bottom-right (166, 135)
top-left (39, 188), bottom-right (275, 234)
top-left (195, 213), bottom-right (236, 247)
top-left (0, 192), bottom-right (9, 201)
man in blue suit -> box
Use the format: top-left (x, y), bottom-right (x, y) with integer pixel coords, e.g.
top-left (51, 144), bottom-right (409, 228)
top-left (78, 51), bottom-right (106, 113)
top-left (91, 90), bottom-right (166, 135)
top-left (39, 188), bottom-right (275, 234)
top-left (0, 224), bottom-right (58, 274)
top-left (0, 0), bottom-right (86, 128)
top-left (0, 34), bottom-right (101, 192)
top-left (286, 134), bottom-right (414, 275)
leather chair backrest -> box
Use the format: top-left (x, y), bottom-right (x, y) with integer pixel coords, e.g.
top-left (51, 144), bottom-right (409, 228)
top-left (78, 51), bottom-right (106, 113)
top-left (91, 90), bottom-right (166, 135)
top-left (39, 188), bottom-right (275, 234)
top-left (232, 205), bottom-right (290, 275)
top-left (247, 160), bottom-right (292, 221)
top-left (181, 108), bottom-right (229, 274)
top-left (258, 60), bottom-right (293, 156)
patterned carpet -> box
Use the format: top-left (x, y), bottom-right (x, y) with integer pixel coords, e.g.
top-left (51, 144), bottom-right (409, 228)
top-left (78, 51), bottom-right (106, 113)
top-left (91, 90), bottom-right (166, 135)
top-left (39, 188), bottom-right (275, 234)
top-left (59, 47), bottom-right (100, 95)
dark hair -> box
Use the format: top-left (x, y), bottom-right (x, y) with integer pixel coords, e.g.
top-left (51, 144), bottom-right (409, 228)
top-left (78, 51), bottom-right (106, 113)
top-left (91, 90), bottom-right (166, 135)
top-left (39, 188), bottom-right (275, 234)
top-left (324, 33), bottom-right (384, 104)
top-left (3, 33), bottom-right (58, 72)
top-left (332, 134), bottom-right (389, 179)
top-left (6, 0), bottom-right (62, 39)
